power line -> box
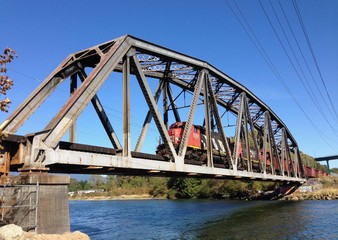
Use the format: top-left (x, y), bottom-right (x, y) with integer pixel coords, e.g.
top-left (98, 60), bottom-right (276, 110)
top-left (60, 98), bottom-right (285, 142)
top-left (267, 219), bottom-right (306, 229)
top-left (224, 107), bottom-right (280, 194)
top-left (224, 0), bottom-right (336, 151)
top-left (277, 0), bottom-right (333, 121)
top-left (259, 0), bottom-right (338, 136)
top-left (292, 0), bottom-right (338, 123)
top-left (268, 0), bottom-right (321, 108)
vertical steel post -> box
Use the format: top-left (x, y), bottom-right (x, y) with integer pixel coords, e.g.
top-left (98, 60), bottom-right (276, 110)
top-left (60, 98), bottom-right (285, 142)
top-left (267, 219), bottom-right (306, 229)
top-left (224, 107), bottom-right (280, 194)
top-left (122, 55), bottom-right (131, 157)
top-left (281, 128), bottom-right (288, 176)
top-left (326, 160), bottom-right (331, 174)
top-left (69, 74), bottom-right (77, 143)
top-left (263, 112), bottom-right (269, 174)
top-left (206, 76), bottom-right (233, 167)
top-left (265, 112), bottom-right (281, 175)
top-left (203, 74), bottom-right (213, 168)
top-left (293, 146), bottom-right (302, 178)
top-left (167, 85), bottom-right (181, 123)
top-left (234, 93), bottom-right (251, 172)
top-left (163, 81), bottom-right (169, 129)
top-left (242, 103), bottom-right (252, 172)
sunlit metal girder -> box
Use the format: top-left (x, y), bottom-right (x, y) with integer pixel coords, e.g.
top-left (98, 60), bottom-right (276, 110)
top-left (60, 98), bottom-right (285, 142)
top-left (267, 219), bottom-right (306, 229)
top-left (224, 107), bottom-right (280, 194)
top-left (0, 35), bottom-right (305, 182)
top-left (177, 70), bottom-right (205, 158)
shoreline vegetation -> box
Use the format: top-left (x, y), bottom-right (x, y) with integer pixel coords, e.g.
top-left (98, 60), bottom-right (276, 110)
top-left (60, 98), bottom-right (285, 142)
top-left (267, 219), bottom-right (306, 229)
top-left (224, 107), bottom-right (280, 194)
top-left (69, 153), bottom-right (338, 201)
top-left (68, 175), bottom-right (338, 201)
top-left (68, 175), bottom-right (280, 201)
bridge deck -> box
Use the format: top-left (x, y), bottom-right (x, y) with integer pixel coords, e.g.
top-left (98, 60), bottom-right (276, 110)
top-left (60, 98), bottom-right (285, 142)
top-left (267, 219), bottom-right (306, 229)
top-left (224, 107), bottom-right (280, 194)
top-left (4, 134), bottom-right (305, 183)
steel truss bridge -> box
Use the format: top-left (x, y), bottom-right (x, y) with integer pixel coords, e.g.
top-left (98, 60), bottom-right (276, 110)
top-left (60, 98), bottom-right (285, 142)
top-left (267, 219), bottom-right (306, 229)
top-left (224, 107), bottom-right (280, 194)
top-left (0, 35), bottom-right (305, 183)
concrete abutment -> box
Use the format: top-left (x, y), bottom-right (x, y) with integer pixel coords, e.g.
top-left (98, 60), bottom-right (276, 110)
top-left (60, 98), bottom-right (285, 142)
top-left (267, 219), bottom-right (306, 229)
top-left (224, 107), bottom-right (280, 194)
top-left (0, 173), bottom-right (70, 234)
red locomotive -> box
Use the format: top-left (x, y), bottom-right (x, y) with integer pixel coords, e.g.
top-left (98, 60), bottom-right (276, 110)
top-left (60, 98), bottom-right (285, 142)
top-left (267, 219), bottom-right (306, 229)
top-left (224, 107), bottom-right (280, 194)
top-left (156, 122), bottom-right (229, 167)
top-left (156, 121), bottom-right (328, 178)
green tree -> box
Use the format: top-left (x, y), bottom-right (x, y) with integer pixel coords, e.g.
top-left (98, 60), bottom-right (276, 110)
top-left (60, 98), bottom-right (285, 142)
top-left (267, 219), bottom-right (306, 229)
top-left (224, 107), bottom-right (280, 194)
top-left (168, 177), bottom-right (202, 198)
top-left (149, 177), bottom-right (168, 197)
top-left (331, 168), bottom-right (338, 174)
top-left (89, 175), bottom-right (105, 189)
top-left (68, 178), bottom-right (91, 191)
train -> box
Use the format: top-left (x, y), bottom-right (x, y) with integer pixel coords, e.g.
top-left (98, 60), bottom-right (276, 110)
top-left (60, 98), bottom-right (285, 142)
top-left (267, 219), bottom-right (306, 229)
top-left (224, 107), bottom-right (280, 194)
top-left (302, 165), bottom-right (328, 178)
top-left (156, 121), bottom-right (328, 178)
top-left (156, 122), bottom-right (230, 167)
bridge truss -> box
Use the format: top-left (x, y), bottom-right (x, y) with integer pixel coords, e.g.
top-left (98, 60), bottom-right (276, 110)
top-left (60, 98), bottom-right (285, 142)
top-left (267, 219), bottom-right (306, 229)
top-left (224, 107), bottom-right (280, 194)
top-left (0, 35), bottom-right (305, 183)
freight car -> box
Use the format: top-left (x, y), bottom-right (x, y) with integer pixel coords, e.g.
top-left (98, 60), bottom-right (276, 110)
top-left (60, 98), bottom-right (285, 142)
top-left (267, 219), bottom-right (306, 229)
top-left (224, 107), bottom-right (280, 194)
top-left (156, 122), bottom-right (290, 172)
top-left (303, 165), bottom-right (328, 178)
top-left (156, 121), bottom-right (327, 178)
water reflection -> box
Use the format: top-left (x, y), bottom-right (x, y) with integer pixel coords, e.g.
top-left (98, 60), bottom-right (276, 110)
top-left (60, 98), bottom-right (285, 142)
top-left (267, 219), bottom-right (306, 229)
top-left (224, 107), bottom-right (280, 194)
top-left (192, 201), bottom-right (314, 240)
top-left (70, 200), bottom-right (338, 240)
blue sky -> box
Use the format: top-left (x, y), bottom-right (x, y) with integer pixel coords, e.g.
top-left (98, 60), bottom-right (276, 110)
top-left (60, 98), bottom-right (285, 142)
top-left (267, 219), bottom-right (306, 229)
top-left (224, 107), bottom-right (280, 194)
top-left (1, 0), bottom-right (338, 167)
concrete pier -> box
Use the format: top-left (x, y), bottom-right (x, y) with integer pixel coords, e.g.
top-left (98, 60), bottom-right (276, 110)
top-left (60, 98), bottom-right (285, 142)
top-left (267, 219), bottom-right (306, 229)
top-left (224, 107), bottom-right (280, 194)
top-left (0, 173), bottom-right (70, 234)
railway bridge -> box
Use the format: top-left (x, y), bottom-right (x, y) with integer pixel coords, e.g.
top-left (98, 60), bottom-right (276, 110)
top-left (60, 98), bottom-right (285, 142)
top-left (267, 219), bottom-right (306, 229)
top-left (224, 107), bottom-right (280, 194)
top-left (0, 35), bottom-right (306, 233)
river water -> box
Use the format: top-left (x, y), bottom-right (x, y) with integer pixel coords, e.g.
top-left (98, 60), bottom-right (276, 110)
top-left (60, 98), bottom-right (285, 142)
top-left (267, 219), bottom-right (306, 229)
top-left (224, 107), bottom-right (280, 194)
top-left (69, 199), bottom-right (338, 239)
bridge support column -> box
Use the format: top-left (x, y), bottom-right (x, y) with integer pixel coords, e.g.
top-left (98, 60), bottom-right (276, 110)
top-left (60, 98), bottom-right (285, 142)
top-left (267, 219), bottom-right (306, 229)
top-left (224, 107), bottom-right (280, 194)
top-left (0, 173), bottom-right (70, 234)
top-left (326, 160), bottom-right (331, 174)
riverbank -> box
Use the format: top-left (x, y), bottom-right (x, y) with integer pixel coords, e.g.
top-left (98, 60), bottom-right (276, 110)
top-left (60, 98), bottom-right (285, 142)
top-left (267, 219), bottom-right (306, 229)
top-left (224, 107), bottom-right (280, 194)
top-left (69, 193), bottom-right (162, 201)
top-left (68, 176), bottom-right (338, 201)
top-left (283, 188), bottom-right (338, 201)
top-left (282, 176), bottom-right (338, 201)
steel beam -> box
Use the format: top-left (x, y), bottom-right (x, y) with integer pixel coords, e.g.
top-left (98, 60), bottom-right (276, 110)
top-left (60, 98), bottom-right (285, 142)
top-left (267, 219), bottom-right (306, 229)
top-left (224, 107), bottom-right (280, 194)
top-left (167, 84), bottom-right (181, 123)
top-left (131, 53), bottom-right (177, 161)
top-left (134, 80), bottom-right (164, 152)
top-left (177, 70), bottom-right (205, 158)
top-left (315, 155), bottom-right (338, 161)
top-left (122, 55), bottom-right (131, 157)
top-left (205, 75), bottom-right (233, 167)
top-left (0, 35), bottom-right (305, 182)
top-left (69, 74), bottom-right (77, 142)
top-left (0, 56), bottom-right (72, 134)
top-left (78, 70), bottom-right (122, 149)
top-left (42, 36), bottom-right (130, 148)
top-left (203, 72), bottom-right (213, 168)
top-left (37, 142), bottom-right (304, 183)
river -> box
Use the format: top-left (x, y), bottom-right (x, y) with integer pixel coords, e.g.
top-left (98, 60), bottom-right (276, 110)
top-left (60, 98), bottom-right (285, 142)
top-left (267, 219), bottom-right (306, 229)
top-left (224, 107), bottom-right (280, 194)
top-left (69, 199), bottom-right (338, 239)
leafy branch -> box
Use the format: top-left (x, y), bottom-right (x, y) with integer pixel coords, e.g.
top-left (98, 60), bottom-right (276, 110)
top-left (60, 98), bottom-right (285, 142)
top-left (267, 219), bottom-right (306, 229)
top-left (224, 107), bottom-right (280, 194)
top-left (0, 48), bottom-right (16, 112)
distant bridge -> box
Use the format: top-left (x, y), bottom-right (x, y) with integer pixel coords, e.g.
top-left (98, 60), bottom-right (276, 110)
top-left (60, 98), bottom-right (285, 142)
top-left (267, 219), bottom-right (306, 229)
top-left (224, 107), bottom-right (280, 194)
top-left (315, 155), bottom-right (338, 174)
top-left (0, 35), bottom-right (305, 183)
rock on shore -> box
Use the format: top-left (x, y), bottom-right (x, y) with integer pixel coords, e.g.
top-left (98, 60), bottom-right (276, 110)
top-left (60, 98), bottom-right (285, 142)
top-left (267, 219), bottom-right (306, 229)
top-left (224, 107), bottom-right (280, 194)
top-left (282, 192), bottom-right (338, 201)
top-left (0, 224), bottom-right (90, 240)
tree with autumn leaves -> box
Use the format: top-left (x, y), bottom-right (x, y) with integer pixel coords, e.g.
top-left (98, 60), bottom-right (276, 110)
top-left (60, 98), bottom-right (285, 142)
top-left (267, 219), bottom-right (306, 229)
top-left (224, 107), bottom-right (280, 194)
top-left (0, 48), bottom-right (16, 112)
